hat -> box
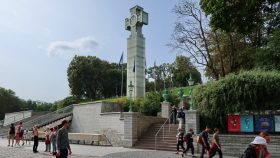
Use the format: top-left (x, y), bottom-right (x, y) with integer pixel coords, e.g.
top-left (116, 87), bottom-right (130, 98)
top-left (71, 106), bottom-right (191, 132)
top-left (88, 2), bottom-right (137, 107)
top-left (251, 136), bottom-right (267, 145)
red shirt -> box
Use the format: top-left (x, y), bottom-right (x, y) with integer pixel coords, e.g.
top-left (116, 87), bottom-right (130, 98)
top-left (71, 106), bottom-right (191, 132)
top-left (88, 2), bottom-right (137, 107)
top-left (255, 146), bottom-right (269, 158)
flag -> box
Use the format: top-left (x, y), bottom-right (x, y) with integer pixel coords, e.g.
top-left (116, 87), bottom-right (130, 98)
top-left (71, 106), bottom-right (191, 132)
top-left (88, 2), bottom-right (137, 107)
top-left (133, 59), bottom-right (135, 72)
top-left (118, 52), bottom-right (124, 67)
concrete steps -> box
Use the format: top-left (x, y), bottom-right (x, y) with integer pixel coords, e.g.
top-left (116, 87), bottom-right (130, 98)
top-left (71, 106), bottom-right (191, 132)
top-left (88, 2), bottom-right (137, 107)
top-left (134, 123), bottom-right (280, 157)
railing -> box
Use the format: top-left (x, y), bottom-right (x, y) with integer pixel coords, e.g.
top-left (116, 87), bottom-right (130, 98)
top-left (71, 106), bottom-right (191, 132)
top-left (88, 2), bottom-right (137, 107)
top-left (154, 112), bottom-right (173, 150)
top-left (0, 105), bottom-right (74, 138)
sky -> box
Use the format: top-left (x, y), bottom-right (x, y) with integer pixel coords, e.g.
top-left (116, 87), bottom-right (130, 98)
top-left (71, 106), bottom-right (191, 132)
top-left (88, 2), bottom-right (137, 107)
top-left (0, 0), bottom-right (188, 102)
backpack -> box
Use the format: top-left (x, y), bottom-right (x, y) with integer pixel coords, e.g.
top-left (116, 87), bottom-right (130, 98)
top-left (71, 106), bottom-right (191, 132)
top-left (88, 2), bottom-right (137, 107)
top-left (240, 145), bottom-right (256, 158)
top-left (196, 135), bottom-right (203, 144)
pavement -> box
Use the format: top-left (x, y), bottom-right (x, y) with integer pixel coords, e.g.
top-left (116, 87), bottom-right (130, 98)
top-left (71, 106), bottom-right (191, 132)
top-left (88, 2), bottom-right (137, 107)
top-left (0, 138), bottom-right (238, 158)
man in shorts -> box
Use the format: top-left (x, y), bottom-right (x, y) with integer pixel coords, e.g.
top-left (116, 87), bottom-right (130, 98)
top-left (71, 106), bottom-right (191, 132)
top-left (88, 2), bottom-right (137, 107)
top-left (8, 123), bottom-right (15, 147)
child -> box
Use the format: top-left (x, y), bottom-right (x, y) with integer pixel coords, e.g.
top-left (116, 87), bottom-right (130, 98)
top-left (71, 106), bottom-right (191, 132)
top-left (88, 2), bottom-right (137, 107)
top-left (175, 128), bottom-right (185, 154)
top-left (50, 127), bottom-right (58, 155)
top-left (25, 129), bottom-right (31, 145)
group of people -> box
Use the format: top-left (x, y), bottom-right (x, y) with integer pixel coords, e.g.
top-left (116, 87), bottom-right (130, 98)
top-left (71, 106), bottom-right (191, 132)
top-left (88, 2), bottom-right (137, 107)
top-left (175, 125), bottom-right (272, 158)
top-left (8, 122), bottom-right (31, 147)
top-left (171, 105), bottom-right (272, 158)
top-left (8, 120), bottom-right (72, 158)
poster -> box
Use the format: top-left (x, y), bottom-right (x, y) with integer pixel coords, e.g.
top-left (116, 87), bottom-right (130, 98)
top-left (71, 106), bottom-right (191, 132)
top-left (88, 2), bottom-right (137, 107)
top-left (254, 115), bottom-right (274, 132)
top-left (241, 115), bottom-right (254, 132)
top-left (228, 115), bottom-right (241, 132)
top-left (275, 115), bottom-right (280, 132)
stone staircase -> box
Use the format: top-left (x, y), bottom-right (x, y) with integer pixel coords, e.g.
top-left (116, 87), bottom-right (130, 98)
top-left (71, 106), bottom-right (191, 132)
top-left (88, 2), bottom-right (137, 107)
top-left (134, 124), bottom-right (180, 151)
top-left (134, 124), bottom-right (280, 157)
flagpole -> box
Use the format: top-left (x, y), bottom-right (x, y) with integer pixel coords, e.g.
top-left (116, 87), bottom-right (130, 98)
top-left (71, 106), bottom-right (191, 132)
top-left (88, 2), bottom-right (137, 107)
top-left (121, 62), bottom-right (124, 97)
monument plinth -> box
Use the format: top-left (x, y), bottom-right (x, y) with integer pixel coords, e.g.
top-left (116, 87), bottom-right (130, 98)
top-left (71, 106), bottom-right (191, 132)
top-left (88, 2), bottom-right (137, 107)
top-left (125, 6), bottom-right (148, 99)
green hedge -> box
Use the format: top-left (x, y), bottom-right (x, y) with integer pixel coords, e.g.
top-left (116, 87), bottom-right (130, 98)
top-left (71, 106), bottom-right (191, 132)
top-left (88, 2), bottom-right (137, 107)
top-left (193, 70), bottom-right (280, 132)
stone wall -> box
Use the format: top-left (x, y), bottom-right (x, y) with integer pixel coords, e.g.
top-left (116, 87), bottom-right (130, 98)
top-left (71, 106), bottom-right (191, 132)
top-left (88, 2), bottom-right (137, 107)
top-left (70, 102), bottom-right (124, 146)
top-left (4, 110), bottom-right (33, 126)
top-left (123, 112), bottom-right (165, 147)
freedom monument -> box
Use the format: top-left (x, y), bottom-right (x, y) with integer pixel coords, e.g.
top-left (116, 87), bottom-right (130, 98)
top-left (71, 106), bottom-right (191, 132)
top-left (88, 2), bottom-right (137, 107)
top-left (125, 6), bottom-right (148, 99)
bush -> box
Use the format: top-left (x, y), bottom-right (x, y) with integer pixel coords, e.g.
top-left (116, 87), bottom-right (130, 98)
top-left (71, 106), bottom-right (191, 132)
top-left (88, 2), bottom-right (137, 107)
top-left (193, 69), bottom-right (280, 132)
top-left (121, 91), bottom-right (181, 116)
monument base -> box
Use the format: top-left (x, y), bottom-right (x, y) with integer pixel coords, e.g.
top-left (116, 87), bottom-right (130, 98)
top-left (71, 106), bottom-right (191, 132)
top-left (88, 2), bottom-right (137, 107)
top-left (161, 102), bottom-right (171, 118)
top-left (185, 110), bottom-right (200, 134)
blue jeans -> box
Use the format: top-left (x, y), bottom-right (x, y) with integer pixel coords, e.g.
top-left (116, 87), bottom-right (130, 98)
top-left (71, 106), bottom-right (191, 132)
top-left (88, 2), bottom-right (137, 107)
top-left (52, 140), bottom-right (57, 153)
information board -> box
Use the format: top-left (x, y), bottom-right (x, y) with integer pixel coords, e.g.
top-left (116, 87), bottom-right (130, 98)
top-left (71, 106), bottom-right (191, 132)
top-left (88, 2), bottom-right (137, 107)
top-left (254, 115), bottom-right (274, 132)
top-left (241, 115), bottom-right (254, 132)
top-left (228, 115), bottom-right (241, 132)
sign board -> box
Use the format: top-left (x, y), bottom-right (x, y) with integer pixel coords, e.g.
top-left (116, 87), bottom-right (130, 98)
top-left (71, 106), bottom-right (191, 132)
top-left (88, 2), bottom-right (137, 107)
top-left (255, 115), bottom-right (274, 132)
top-left (275, 115), bottom-right (280, 132)
top-left (240, 115), bottom-right (254, 132)
top-left (228, 115), bottom-right (241, 132)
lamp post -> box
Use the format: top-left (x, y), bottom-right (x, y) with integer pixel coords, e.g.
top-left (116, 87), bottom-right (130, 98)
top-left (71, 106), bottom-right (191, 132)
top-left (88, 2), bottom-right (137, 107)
top-left (128, 81), bottom-right (134, 112)
top-left (187, 74), bottom-right (195, 111)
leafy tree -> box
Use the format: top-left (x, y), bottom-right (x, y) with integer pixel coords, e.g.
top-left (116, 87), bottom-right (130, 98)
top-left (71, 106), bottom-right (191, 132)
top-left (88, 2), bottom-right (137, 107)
top-left (254, 28), bottom-right (280, 70)
top-left (146, 56), bottom-right (202, 91)
top-left (54, 96), bottom-right (82, 109)
top-left (172, 56), bottom-right (202, 86)
top-left (200, 0), bottom-right (280, 47)
top-left (67, 56), bottom-right (125, 100)
top-left (0, 87), bottom-right (22, 119)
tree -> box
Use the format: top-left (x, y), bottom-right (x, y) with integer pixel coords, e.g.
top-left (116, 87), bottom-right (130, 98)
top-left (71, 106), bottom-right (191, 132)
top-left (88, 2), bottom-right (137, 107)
top-left (254, 28), bottom-right (280, 70)
top-left (0, 87), bottom-right (22, 119)
top-left (171, 1), bottom-right (255, 80)
top-left (200, 0), bottom-right (280, 47)
top-left (172, 56), bottom-right (202, 86)
top-left (67, 55), bottom-right (125, 100)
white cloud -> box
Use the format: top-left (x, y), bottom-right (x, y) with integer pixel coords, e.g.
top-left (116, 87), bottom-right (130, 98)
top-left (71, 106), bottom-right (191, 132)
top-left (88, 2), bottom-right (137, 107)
top-left (47, 36), bottom-right (98, 57)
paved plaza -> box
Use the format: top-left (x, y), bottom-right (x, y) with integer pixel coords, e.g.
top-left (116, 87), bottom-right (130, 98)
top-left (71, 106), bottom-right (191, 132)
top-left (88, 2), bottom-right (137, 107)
top-left (0, 138), bottom-right (239, 158)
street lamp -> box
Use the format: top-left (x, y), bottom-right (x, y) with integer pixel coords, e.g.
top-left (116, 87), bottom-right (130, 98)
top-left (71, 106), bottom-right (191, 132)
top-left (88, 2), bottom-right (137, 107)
top-left (187, 73), bottom-right (195, 110)
top-left (128, 81), bottom-right (134, 112)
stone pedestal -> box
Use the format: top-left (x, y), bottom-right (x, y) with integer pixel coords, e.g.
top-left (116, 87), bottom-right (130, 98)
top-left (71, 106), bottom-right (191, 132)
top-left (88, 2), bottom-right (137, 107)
top-left (185, 110), bottom-right (200, 134)
top-left (123, 112), bottom-right (140, 147)
top-left (161, 102), bottom-right (171, 118)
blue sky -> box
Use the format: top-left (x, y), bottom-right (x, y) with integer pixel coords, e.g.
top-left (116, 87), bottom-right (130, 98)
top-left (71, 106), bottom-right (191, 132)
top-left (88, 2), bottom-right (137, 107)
top-left (0, 0), bottom-right (184, 102)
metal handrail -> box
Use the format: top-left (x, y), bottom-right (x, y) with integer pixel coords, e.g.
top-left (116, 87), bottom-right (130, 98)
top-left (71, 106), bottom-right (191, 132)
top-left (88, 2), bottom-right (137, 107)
top-left (155, 112), bottom-right (174, 150)
top-left (0, 105), bottom-right (74, 137)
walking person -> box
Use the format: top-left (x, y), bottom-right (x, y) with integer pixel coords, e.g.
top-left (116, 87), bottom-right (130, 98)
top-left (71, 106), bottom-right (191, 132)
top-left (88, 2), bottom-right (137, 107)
top-left (209, 128), bottom-right (222, 158)
top-left (8, 123), bottom-right (15, 147)
top-left (15, 122), bottom-right (23, 146)
top-left (200, 126), bottom-right (211, 158)
top-left (259, 131), bottom-right (271, 158)
top-left (175, 128), bottom-right (185, 154)
top-left (182, 128), bottom-right (195, 157)
top-left (171, 105), bottom-right (177, 124)
top-left (177, 108), bottom-right (185, 130)
top-left (241, 136), bottom-right (268, 158)
top-left (45, 127), bottom-right (51, 152)
top-left (56, 120), bottom-right (72, 158)
top-left (33, 125), bottom-right (39, 153)
top-left (50, 127), bottom-right (58, 155)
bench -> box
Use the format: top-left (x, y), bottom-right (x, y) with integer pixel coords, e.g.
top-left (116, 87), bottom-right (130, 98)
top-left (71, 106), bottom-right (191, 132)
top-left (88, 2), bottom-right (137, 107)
top-left (38, 131), bottom-right (107, 145)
